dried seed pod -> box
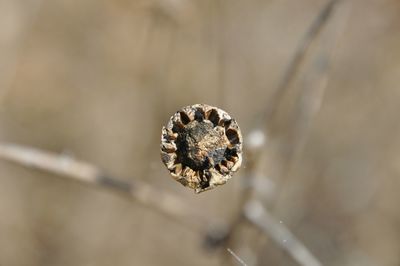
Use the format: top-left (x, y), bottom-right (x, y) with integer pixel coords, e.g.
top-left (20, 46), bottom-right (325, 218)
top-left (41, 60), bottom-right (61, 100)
top-left (161, 104), bottom-right (243, 193)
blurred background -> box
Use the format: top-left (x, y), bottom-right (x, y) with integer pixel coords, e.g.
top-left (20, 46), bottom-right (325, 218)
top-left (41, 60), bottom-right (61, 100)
top-left (1, 0), bottom-right (400, 265)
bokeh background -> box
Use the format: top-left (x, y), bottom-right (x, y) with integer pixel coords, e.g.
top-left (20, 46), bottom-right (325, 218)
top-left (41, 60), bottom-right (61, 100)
top-left (1, 0), bottom-right (400, 265)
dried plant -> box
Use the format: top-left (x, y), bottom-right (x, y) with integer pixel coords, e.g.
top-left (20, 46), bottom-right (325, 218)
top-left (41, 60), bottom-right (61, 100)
top-left (0, 0), bottom-right (379, 266)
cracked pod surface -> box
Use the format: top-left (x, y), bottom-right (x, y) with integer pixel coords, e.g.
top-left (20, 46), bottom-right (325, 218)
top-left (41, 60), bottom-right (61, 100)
top-left (161, 104), bottom-right (242, 193)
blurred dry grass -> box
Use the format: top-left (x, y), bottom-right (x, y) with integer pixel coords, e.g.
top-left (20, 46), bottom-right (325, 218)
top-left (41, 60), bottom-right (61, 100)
top-left (1, 0), bottom-right (400, 265)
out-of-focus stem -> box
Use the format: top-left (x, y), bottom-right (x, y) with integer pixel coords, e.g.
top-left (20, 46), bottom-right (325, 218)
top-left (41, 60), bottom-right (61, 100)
top-left (0, 142), bottom-right (210, 230)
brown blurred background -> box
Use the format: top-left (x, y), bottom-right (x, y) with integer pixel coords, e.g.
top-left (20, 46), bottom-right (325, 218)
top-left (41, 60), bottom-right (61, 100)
top-left (1, 0), bottom-right (400, 265)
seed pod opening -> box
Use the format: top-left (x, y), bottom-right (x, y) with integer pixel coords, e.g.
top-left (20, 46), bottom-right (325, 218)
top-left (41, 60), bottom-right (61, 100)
top-left (161, 104), bottom-right (243, 193)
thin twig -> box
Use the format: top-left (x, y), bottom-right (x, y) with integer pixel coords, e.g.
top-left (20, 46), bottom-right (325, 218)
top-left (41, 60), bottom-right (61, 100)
top-left (246, 0), bottom-right (344, 197)
top-left (0, 142), bottom-right (211, 230)
top-left (262, 0), bottom-right (340, 124)
top-left (218, 1), bottom-right (346, 265)
top-left (244, 200), bottom-right (322, 266)
top-left (245, 3), bottom-right (351, 266)
top-left (227, 248), bottom-right (248, 266)
top-left (222, 0), bottom-right (342, 231)
top-left (272, 0), bottom-right (352, 204)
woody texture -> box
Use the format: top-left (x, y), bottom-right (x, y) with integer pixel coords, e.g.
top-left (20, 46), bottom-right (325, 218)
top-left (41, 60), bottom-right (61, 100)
top-left (161, 104), bottom-right (243, 193)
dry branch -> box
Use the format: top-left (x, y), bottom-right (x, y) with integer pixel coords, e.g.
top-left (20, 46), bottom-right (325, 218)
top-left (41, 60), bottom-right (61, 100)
top-left (227, 248), bottom-right (248, 266)
top-left (262, 0), bottom-right (340, 124)
top-left (0, 142), bottom-right (209, 230)
top-left (219, 1), bottom-right (350, 266)
top-left (272, 0), bottom-right (352, 201)
top-left (244, 201), bottom-right (322, 266)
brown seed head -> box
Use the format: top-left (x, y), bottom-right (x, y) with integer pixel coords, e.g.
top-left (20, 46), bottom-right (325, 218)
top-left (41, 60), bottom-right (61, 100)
top-left (161, 104), bottom-right (242, 193)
